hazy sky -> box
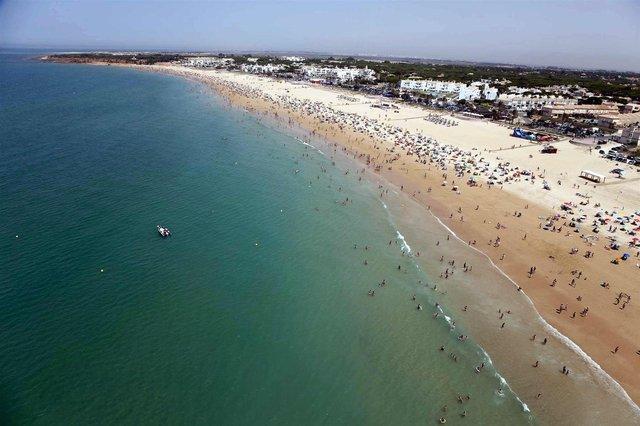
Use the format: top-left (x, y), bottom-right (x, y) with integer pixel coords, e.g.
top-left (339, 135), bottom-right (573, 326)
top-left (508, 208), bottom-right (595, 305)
top-left (1, 0), bottom-right (639, 71)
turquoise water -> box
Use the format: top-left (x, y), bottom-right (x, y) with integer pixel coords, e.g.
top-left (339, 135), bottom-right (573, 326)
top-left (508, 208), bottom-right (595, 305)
top-left (0, 55), bottom-right (531, 424)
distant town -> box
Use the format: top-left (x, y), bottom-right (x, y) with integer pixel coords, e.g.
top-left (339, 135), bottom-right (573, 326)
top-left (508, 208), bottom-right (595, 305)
top-left (45, 52), bottom-right (640, 164)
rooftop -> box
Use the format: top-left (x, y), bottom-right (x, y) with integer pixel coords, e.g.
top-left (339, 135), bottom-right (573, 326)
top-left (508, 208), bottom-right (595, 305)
top-left (544, 104), bottom-right (619, 111)
top-left (598, 111), bottom-right (640, 126)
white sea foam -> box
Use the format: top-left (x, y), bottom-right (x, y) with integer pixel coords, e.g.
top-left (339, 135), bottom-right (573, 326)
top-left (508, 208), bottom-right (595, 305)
top-left (396, 230), bottom-right (412, 254)
top-left (293, 135), bottom-right (329, 158)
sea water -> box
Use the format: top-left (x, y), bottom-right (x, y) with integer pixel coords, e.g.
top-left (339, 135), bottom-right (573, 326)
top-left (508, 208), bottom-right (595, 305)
top-left (0, 53), bottom-right (543, 424)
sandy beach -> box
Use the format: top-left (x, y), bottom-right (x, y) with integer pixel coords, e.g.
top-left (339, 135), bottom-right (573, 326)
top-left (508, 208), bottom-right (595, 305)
top-left (98, 62), bottom-right (640, 419)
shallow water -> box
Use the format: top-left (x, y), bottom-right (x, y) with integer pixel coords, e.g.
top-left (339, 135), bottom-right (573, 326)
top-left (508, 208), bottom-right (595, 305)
top-left (0, 54), bottom-right (604, 424)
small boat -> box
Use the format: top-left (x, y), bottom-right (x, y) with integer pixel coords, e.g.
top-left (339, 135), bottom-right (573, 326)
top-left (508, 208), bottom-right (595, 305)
top-left (157, 225), bottom-right (171, 238)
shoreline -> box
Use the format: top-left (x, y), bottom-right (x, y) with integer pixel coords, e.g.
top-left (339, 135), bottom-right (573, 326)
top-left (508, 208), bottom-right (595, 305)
top-left (252, 95), bottom-right (640, 422)
top-left (47, 60), bottom-right (640, 421)
top-left (197, 72), bottom-right (640, 419)
top-left (249, 107), bottom-right (539, 418)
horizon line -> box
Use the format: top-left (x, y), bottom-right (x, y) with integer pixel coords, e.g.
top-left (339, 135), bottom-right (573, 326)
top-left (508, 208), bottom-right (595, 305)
top-left (2, 45), bottom-right (639, 75)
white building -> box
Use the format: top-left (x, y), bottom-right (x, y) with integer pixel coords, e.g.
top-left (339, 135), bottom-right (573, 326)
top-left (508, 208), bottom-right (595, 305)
top-left (458, 85), bottom-right (482, 101)
top-left (240, 63), bottom-right (286, 74)
top-left (484, 87), bottom-right (499, 101)
top-left (623, 103), bottom-right (640, 113)
top-left (280, 56), bottom-right (305, 62)
top-left (399, 79), bottom-right (495, 101)
top-left (497, 94), bottom-right (577, 112)
top-left (183, 57), bottom-right (234, 68)
top-left (506, 86), bottom-right (542, 95)
top-left (301, 66), bottom-right (376, 83)
top-left (470, 82), bottom-right (498, 101)
top-left (619, 125), bottom-right (640, 146)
